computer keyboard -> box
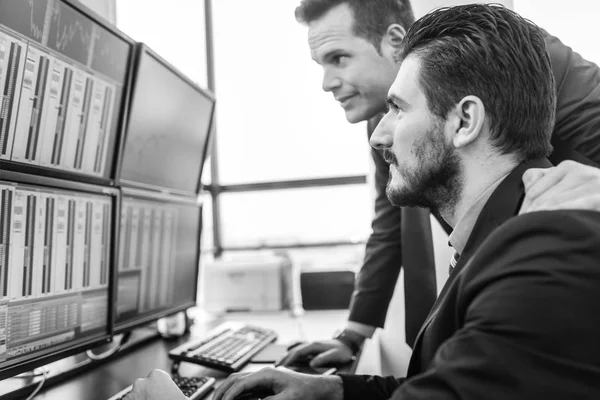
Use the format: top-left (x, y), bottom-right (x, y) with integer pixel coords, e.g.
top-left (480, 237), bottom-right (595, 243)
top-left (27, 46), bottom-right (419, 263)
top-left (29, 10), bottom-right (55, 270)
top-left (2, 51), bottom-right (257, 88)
top-left (107, 375), bottom-right (215, 400)
top-left (169, 321), bottom-right (278, 372)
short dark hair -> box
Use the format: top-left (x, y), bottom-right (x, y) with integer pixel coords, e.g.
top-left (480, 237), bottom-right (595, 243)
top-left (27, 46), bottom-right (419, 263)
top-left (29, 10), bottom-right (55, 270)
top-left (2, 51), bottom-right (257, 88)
top-left (295, 0), bottom-right (415, 51)
top-left (397, 4), bottom-right (555, 161)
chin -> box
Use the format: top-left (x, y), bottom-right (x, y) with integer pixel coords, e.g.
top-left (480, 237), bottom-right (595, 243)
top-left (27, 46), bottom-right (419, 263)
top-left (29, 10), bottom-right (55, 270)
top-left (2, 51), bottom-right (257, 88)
top-left (344, 112), bottom-right (362, 124)
top-left (343, 107), bottom-right (372, 124)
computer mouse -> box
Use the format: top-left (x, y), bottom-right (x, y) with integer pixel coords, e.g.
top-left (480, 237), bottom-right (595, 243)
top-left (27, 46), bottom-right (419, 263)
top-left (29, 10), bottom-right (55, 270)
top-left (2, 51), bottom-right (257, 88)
top-left (233, 389), bottom-right (275, 400)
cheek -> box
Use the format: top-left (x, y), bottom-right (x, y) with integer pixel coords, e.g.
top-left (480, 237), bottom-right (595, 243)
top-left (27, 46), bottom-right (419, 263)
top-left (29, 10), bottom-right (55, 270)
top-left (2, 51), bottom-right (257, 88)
top-left (392, 124), bottom-right (419, 160)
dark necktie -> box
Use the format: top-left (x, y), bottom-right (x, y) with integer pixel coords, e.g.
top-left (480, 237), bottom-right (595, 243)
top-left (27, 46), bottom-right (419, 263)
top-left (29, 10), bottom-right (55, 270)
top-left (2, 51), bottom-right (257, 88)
top-left (401, 207), bottom-right (438, 347)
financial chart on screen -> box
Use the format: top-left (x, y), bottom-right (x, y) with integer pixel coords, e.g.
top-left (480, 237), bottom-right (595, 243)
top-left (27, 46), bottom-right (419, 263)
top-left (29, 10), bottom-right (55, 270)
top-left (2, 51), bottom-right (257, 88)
top-left (114, 190), bottom-right (201, 332)
top-left (0, 0), bottom-right (131, 180)
top-left (0, 180), bottom-right (113, 375)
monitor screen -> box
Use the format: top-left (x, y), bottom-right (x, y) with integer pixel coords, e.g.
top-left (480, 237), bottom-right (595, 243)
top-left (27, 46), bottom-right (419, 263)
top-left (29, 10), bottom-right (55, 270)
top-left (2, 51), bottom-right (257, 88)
top-left (0, 179), bottom-right (114, 378)
top-left (0, 0), bottom-right (133, 182)
top-left (114, 189), bottom-right (201, 333)
top-left (118, 45), bottom-right (215, 196)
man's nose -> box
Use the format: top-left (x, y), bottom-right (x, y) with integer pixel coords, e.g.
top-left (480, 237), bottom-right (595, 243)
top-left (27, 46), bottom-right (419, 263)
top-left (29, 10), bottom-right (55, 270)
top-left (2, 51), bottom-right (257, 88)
top-left (370, 113), bottom-right (394, 150)
top-left (322, 68), bottom-right (341, 92)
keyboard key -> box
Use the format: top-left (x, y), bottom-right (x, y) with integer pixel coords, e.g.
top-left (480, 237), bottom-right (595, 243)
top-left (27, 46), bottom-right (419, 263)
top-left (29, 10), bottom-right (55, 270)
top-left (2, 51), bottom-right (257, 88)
top-left (169, 322), bottom-right (278, 372)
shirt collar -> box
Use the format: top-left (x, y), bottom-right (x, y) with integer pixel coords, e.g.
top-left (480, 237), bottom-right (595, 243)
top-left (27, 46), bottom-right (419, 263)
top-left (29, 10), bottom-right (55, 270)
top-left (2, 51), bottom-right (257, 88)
top-left (448, 172), bottom-right (510, 255)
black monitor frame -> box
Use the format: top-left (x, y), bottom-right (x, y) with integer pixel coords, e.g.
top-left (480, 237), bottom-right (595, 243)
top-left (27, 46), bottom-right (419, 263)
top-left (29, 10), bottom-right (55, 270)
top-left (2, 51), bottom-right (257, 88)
top-left (0, 0), bottom-right (136, 187)
top-left (113, 187), bottom-right (202, 335)
top-left (0, 170), bottom-right (119, 380)
top-left (115, 43), bottom-right (216, 197)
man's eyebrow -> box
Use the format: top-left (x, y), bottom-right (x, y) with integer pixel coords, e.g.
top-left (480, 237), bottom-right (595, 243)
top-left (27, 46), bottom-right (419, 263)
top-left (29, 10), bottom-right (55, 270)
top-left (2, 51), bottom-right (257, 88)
top-left (317, 49), bottom-right (343, 63)
top-left (388, 94), bottom-right (410, 109)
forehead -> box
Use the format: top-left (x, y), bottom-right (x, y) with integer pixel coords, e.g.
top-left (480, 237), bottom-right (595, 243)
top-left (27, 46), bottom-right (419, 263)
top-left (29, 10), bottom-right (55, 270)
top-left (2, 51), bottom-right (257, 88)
top-left (389, 55), bottom-right (425, 104)
top-left (307, 3), bottom-right (364, 61)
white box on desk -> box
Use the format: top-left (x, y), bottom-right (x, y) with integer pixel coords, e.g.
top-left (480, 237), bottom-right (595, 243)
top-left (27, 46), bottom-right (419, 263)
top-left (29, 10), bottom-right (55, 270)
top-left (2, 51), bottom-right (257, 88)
top-left (202, 253), bottom-right (295, 313)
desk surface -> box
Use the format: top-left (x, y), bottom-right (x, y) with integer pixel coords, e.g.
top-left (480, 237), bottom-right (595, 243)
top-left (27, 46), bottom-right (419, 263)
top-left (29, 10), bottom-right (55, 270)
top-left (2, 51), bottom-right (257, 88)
top-left (28, 309), bottom-right (349, 400)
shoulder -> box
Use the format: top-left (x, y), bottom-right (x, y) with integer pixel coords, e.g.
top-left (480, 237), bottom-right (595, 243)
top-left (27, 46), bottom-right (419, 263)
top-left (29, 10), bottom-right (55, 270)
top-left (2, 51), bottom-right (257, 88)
top-left (491, 209), bottom-right (600, 243)
top-left (463, 210), bottom-right (600, 282)
top-left (542, 31), bottom-right (575, 81)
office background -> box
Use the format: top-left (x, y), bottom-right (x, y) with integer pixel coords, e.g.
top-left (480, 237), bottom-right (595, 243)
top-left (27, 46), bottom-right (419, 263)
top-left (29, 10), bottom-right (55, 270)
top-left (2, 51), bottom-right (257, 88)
top-left (73, 0), bottom-right (600, 375)
top-left (0, 0), bottom-right (597, 397)
top-left (113, 0), bottom-right (600, 377)
top-left (107, 0), bottom-right (600, 284)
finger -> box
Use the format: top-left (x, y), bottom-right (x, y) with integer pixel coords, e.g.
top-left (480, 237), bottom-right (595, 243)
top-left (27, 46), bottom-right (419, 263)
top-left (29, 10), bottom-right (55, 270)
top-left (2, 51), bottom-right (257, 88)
top-left (222, 369), bottom-right (279, 400)
top-left (309, 348), bottom-right (345, 368)
top-left (522, 167), bottom-right (548, 189)
top-left (550, 196), bottom-right (600, 211)
top-left (523, 167), bottom-right (566, 198)
top-left (213, 373), bottom-right (247, 400)
top-left (523, 160), bottom-right (592, 201)
top-left (520, 168), bottom-right (551, 214)
top-left (131, 378), bottom-right (145, 392)
top-left (527, 191), bottom-right (600, 212)
top-left (148, 369), bottom-right (170, 380)
top-left (526, 185), bottom-right (591, 212)
top-left (279, 342), bottom-right (328, 366)
top-left (520, 171), bottom-right (568, 214)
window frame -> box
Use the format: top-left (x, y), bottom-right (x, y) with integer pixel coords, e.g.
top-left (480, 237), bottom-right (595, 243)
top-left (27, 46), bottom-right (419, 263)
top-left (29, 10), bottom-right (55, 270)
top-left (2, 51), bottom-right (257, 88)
top-left (203, 0), bottom-right (369, 256)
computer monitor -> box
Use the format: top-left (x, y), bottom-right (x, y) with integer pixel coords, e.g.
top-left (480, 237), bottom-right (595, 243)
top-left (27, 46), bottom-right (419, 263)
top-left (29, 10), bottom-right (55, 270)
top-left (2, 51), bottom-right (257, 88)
top-left (114, 188), bottom-right (202, 333)
top-left (0, 172), bottom-right (117, 379)
top-left (117, 44), bottom-right (215, 196)
top-left (0, 0), bottom-right (134, 184)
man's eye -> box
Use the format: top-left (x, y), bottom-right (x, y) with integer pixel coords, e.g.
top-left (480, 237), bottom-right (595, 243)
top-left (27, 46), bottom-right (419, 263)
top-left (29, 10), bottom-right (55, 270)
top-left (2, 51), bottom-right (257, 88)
top-left (332, 55), bottom-right (347, 65)
top-left (386, 101), bottom-right (399, 113)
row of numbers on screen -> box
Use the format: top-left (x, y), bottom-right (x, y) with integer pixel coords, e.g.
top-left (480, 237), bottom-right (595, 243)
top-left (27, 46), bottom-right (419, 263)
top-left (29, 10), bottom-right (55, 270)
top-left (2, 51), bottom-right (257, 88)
top-left (0, 28), bottom-right (119, 177)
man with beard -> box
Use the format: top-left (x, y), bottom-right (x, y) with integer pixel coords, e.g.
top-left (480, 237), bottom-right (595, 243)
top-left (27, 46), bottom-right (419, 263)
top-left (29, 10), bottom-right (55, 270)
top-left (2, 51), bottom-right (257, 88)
top-left (275, 0), bottom-right (600, 371)
top-left (205, 5), bottom-right (600, 400)
top-left (123, 4), bottom-right (600, 400)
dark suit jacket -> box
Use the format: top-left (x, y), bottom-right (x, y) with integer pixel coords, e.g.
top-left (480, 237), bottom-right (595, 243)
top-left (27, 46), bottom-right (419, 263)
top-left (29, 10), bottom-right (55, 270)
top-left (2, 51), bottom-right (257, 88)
top-left (348, 31), bottom-right (600, 331)
top-left (341, 158), bottom-right (600, 399)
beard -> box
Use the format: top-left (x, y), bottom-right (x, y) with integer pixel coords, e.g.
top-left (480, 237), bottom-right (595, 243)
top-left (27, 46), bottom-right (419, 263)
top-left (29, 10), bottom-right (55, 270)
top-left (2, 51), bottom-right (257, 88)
top-left (385, 120), bottom-right (463, 215)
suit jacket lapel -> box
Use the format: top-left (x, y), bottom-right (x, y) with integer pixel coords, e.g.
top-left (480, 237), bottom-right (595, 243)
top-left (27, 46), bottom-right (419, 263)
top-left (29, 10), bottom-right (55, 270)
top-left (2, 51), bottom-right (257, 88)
top-left (408, 158), bottom-right (552, 364)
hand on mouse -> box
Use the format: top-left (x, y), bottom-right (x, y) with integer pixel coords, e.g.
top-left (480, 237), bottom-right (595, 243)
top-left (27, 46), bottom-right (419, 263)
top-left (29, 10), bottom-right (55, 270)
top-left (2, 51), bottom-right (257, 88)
top-left (275, 339), bottom-right (354, 368)
top-left (212, 367), bottom-right (343, 400)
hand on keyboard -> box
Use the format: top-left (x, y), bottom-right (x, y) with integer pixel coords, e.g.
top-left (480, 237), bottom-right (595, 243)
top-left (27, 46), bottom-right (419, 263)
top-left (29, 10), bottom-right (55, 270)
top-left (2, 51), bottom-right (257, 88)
top-left (116, 369), bottom-right (215, 400)
top-left (122, 369), bottom-right (186, 400)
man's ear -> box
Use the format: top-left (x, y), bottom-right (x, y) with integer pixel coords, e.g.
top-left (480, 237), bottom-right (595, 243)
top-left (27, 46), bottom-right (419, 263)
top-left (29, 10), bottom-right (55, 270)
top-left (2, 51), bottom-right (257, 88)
top-left (380, 24), bottom-right (406, 57)
top-left (448, 96), bottom-right (486, 149)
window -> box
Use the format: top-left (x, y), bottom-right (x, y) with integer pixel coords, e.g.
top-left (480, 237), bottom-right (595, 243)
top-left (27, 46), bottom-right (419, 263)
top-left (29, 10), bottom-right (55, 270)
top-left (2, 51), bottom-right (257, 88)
top-left (116, 0), bottom-right (373, 260)
top-left (116, 0), bottom-right (208, 87)
top-left (211, 0), bottom-right (370, 185)
top-left (210, 0), bottom-right (372, 252)
top-left (219, 185), bottom-right (371, 248)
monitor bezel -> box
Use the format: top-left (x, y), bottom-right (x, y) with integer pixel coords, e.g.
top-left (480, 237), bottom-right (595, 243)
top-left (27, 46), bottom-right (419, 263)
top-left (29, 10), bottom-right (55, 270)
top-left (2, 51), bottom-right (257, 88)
top-left (0, 0), bottom-right (136, 186)
top-left (115, 43), bottom-right (216, 197)
top-left (112, 187), bottom-right (202, 335)
top-left (0, 170), bottom-right (119, 380)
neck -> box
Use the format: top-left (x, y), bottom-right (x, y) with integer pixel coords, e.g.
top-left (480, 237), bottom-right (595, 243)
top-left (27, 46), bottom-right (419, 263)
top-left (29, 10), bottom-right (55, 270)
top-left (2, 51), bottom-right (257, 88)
top-left (441, 154), bottom-right (518, 227)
